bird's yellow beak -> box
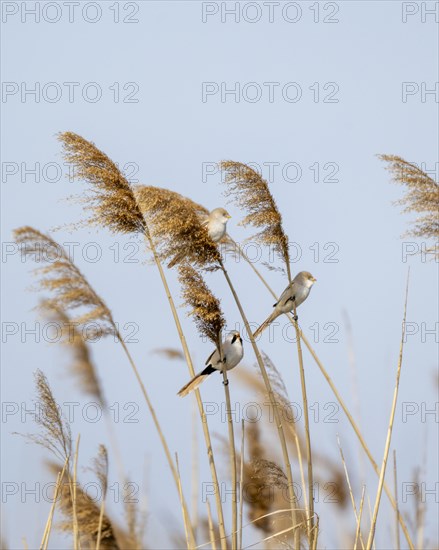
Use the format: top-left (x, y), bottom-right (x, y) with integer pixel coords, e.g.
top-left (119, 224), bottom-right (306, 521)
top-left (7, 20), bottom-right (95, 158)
top-left (312, 277), bottom-right (317, 283)
top-left (226, 214), bottom-right (232, 219)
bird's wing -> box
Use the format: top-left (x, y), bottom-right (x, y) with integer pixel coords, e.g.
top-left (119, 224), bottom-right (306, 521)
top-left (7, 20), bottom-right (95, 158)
top-left (205, 348), bottom-right (216, 366)
top-left (278, 281), bottom-right (296, 306)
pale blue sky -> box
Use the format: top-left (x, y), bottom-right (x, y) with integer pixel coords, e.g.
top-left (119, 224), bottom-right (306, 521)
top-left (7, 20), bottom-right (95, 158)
top-left (1, 2), bottom-right (438, 549)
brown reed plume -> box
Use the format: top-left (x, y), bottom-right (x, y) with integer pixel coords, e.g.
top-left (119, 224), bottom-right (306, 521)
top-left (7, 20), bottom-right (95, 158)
top-left (43, 305), bottom-right (105, 406)
top-left (243, 423), bottom-right (286, 534)
top-left (59, 132), bottom-right (146, 235)
top-left (178, 264), bottom-right (238, 550)
top-left (14, 227), bottom-right (114, 334)
top-left (380, 155), bottom-right (439, 256)
top-left (48, 461), bottom-right (119, 550)
top-left (178, 264), bottom-right (225, 347)
top-left (220, 161), bottom-right (292, 282)
top-left (25, 370), bottom-right (72, 463)
top-left (136, 186), bottom-right (222, 270)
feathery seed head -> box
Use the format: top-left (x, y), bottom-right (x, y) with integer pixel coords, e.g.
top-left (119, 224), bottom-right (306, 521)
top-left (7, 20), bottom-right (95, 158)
top-left (28, 370), bottom-right (72, 462)
top-left (220, 161), bottom-right (292, 280)
top-left (14, 226), bottom-right (114, 335)
top-left (43, 305), bottom-right (105, 406)
top-left (380, 154), bottom-right (439, 256)
top-left (178, 264), bottom-right (225, 346)
top-left (59, 132), bottom-right (145, 235)
top-left (135, 186), bottom-right (222, 269)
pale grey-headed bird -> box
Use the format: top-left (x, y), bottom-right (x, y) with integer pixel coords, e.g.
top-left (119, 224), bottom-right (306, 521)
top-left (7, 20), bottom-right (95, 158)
top-left (177, 331), bottom-right (243, 397)
top-left (168, 207), bottom-right (231, 268)
top-left (253, 271), bottom-right (317, 338)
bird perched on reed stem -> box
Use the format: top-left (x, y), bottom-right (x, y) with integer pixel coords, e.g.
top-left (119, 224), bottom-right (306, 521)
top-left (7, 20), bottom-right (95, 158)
top-left (177, 331), bottom-right (243, 397)
top-left (168, 207), bottom-right (231, 268)
top-left (253, 271), bottom-right (317, 338)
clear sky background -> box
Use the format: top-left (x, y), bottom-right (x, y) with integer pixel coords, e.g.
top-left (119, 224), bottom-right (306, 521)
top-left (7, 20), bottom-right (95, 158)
top-left (1, 2), bottom-right (438, 549)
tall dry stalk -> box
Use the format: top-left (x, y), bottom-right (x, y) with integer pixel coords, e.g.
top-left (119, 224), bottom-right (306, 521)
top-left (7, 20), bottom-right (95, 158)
top-left (393, 450), bottom-right (401, 550)
top-left (94, 445), bottom-right (109, 550)
top-left (14, 226), bottom-right (195, 548)
top-left (366, 273), bottom-right (410, 549)
top-left (59, 133), bottom-right (227, 548)
top-left (178, 265), bottom-right (238, 550)
top-left (221, 160), bottom-right (313, 546)
top-left (380, 155), bottom-right (439, 257)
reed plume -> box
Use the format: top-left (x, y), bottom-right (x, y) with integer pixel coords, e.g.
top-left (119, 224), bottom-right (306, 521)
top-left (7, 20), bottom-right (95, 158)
top-left (380, 155), bottom-right (439, 256)
top-left (25, 370), bottom-right (72, 463)
top-left (243, 423), bottom-right (285, 534)
top-left (14, 227), bottom-right (114, 335)
top-left (43, 305), bottom-right (105, 406)
top-left (178, 264), bottom-right (225, 347)
top-left (48, 461), bottom-right (119, 550)
top-left (220, 161), bottom-right (292, 282)
top-left (136, 186), bottom-right (222, 270)
top-left (59, 131), bottom-right (146, 235)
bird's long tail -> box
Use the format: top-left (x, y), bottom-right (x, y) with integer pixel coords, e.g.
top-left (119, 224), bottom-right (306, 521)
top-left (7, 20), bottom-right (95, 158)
top-left (177, 366), bottom-right (215, 397)
top-left (253, 310), bottom-right (279, 339)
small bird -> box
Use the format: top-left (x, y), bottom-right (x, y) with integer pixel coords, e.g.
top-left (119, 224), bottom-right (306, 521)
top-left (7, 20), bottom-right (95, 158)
top-left (168, 207), bottom-right (231, 268)
top-left (177, 331), bottom-right (243, 397)
top-left (253, 271), bottom-right (317, 338)
top-left (202, 207), bottom-right (231, 242)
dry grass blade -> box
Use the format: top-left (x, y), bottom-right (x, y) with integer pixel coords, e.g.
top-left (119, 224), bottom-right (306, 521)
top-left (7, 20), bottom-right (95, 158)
top-left (59, 132), bottom-right (145, 235)
top-left (44, 305), bottom-right (105, 406)
top-left (220, 161), bottom-right (291, 281)
top-left (178, 264), bottom-right (225, 347)
top-left (366, 271), bottom-right (410, 550)
top-left (337, 435), bottom-right (365, 550)
top-left (94, 445), bottom-right (109, 550)
top-left (14, 227), bottom-right (114, 335)
top-left (22, 370), bottom-right (72, 463)
top-left (41, 458), bottom-right (69, 550)
top-left (135, 186), bottom-right (221, 270)
top-left (48, 463), bottom-right (119, 550)
top-left (354, 486), bottom-right (366, 550)
top-left (393, 450), bottom-right (401, 550)
top-left (380, 154), bottom-right (439, 255)
top-left (206, 500), bottom-right (217, 550)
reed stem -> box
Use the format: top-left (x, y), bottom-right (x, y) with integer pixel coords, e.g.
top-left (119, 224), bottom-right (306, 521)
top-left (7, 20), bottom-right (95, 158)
top-left (145, 234), bottom-right (228, 550)
top-left (117, 334), bottom-right (196, 548)
top-left (366, 274), bottom-right (409, 550)
top-left (219, 261), bottom-right (300, 549)
top-left (292, 302), bottom-right (315, 546)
